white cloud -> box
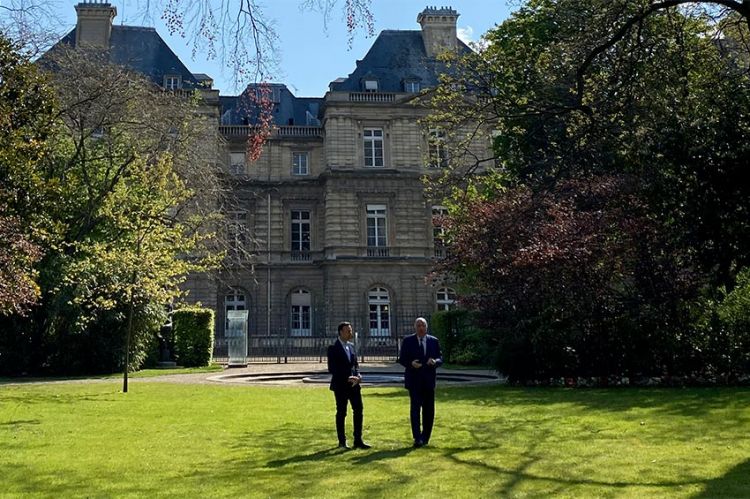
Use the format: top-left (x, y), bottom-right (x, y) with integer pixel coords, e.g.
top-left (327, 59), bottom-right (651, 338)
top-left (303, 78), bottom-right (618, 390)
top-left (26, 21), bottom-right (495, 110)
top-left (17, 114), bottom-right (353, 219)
top-left (457, 26), bottom-right (474, 44)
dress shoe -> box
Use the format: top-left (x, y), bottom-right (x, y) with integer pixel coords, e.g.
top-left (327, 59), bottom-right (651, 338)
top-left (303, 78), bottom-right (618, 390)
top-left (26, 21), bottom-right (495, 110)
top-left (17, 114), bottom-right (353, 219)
top-left (338, 442), bottom-right (351, 449)
top-left (413, 440), bottom-right (424, 448)
top-left (353, 440), bottom-right (371, 449)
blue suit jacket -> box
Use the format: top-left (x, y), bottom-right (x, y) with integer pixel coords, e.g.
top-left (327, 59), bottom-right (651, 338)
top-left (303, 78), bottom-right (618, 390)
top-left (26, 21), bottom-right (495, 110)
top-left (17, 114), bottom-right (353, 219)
top-left (327, 340), bottom-right (360, 392)
top-left (398, 333), bottom-right (443, 390)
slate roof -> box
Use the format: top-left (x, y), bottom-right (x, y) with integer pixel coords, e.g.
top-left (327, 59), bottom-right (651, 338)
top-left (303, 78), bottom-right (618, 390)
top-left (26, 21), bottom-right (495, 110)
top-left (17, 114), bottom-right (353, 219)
top-left (48, 25), bottom-right (203, 89)
top-left (220, 84), bottom-right (323, 127)
top-left (329, 30), bottom-right (472, 93)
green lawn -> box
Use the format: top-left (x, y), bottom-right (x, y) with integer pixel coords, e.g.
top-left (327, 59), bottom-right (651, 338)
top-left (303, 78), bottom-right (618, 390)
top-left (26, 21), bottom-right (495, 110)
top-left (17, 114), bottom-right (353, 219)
top-left (1, 381), bottom-right (749, 498)
top-left (0, 364), bottom-right (223, 384)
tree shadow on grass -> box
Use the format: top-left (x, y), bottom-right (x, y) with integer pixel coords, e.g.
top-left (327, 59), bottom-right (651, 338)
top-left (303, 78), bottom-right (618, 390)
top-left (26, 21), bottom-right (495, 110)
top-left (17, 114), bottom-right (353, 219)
top-left (693, 459), bottom-right (750, 498)
top-left (179, 418), bottom-right (717, 498)
top-left (266, 446), bottom-right (349, 468)
top-left (349, 446), bottom-right (415, 464)
top-left (0, 462), bottom-right (158, 497)
top-left (174, 426), bottom-right (419, 497)
top-left (0, 419), bottom-right (40, 426)
top-left (367, 385), bottom-right (750, 419)
top-left (440, 444), bottom-right (708, 496)
top-left (0, 391), bottom-right (122, 406)
top-left (266, 443), bottom-right (415, 469)
top-left (436, 426), bottom-right (710, 497)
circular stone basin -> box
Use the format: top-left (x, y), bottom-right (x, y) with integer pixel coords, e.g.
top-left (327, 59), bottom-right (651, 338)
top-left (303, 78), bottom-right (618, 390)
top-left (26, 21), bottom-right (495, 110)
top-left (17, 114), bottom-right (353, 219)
top-left (208, 371), bottom-right (500, 385)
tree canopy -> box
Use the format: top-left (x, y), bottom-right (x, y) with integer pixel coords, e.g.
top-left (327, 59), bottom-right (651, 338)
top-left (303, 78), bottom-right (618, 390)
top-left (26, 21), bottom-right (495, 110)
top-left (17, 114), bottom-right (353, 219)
top-left (0, 43), bottom-right (224, 376)
top-left (0, 35), bottom-right (54, 316)
top-left (429, 0), bottom-right (750, 382)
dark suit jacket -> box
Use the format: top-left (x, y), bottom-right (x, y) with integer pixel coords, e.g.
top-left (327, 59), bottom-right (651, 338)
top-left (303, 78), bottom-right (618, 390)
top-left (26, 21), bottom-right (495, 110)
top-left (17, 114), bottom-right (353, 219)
top-left (398, 333), bottom-right (443, 390)
top-left (327, 340), bottom-right (360, 392)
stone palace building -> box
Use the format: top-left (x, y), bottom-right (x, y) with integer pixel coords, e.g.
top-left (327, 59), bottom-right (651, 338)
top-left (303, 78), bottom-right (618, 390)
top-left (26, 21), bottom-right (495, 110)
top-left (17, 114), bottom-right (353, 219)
top-left (56, 2), bottom-right (488, 355)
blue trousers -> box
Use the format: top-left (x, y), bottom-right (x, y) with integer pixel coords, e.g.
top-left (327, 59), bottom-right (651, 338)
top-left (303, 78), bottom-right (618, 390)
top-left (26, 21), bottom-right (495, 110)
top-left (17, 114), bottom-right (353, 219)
top-left (334, 386), bottom-right (363, 444)
top-left (408, 386), bottom-right (435, 443)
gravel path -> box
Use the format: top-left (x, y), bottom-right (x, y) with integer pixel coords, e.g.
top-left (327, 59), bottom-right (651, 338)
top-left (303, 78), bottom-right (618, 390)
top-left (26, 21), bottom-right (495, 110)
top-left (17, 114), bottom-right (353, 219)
top-left (1, 363), bottom-right (499, 387)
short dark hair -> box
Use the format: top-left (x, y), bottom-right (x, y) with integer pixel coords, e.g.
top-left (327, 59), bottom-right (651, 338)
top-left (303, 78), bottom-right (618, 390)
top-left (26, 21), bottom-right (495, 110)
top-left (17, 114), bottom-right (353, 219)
top-left (337, 321), bottom-right (352, 334)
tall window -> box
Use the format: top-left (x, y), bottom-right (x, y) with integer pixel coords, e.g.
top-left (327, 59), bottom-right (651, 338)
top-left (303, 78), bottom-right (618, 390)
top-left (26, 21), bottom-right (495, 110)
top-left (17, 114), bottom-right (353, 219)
top-left (428, 129), bottom-right (448, 168)
top-left (224, 289), bottom-right (247, 333)
top-left (364, 128), bottom-right (384, 167)
top-left (368, 287), bottom-right (390, 336)
top-left (404, 81), bottom-right (420, 93)
top-left (292, 152), bottom-right (309, 175)
top-left (253, 86), bottom-right (281, 103)
top-left (229, 152), bottom-right (245, 175)
top-left (290, 289), bottom-right (311, 336)
top-left (227, 211), bottom-right (248, 257)
top-left (432, 206), bottom-right (448, 258)
top-left (271, 86), bottom-right (282, 103)
top-left (366, 204), bottom-right (387, 252)
top-left (164, 75), bottom-right (181, 90)
top-left (291, 210), bottom-right (311, 254)
top-left (436, 288), bottom-right (457, 311)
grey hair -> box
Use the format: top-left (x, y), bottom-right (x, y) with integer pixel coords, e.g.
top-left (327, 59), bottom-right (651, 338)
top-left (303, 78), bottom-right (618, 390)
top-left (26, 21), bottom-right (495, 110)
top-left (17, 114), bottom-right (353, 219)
top-left (414, 317), bottom-right (428, 327)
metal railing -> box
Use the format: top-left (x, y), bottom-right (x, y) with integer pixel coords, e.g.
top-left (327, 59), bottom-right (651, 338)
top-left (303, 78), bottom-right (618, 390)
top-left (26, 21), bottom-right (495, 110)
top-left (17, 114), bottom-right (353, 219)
top-left (348, 92), bottom-right (397, 103)
top-left (290, 250), bottom-right (312, 262)
top-left (213, 335), bottom-right (402, 364)
top-left (366, 246), bottom-right (390, 257)
top-left (219, 125), bottom-right (323, 138)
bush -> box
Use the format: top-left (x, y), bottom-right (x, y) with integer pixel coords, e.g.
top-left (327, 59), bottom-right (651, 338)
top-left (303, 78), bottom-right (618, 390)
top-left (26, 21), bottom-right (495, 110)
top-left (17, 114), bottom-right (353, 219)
top-left (431, 309), bottom-right (492, 365)
top-left (0, 301), bottom-right (167, 376)
top-left (173, 307), bottom-right (214, 367)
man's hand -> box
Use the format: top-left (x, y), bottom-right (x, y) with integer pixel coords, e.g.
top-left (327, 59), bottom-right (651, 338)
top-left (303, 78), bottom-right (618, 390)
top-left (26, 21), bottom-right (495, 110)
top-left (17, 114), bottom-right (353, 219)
top-left (427, 358), bottom-right (436, 366)
top-left (348, 375), bottom-right (361, 386)
top-left (411, 359), bottom-right (422, 369)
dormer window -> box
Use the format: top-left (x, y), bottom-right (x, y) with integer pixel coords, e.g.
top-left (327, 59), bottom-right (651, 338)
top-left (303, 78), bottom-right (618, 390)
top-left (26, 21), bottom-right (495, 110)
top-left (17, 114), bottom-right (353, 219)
top-left (164, 75), bottom-right (181, 90)
top-left (364, 79), bottom-right (379, 92)
top-left (404, 80), bottom-right (421, 93)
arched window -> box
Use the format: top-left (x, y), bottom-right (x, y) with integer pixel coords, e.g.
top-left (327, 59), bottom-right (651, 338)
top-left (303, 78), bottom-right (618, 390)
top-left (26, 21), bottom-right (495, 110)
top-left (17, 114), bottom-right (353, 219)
top-left (225, 289), bottom-right (247, 333)
top-left (436, 287), bottom-right (457, 311)
top-left (368, 287), bottom-right (390, 336)
top-left (290, 288), bottom-right (312, 337)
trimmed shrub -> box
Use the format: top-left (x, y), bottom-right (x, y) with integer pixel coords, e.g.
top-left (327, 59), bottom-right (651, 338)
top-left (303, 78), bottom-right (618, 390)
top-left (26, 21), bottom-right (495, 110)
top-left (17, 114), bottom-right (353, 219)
top-left (173, 307), bottom-right (214, 367)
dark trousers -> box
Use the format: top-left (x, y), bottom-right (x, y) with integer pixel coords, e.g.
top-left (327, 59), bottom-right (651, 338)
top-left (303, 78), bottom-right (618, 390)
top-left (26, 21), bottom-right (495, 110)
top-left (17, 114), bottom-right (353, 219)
top-left (409, 386), bottom-right (435, 443)
top-left (334, 386), bottom-right (363, 443)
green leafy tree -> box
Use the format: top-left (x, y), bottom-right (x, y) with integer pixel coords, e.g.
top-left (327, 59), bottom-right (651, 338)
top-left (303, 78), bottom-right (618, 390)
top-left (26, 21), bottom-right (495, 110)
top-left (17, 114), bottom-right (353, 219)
top-left (0, 34), bottom-right (54, 316)
top-left (428, 0), bottom-right (750, 380)
top-left (0, 46), bottom-right (223, 379)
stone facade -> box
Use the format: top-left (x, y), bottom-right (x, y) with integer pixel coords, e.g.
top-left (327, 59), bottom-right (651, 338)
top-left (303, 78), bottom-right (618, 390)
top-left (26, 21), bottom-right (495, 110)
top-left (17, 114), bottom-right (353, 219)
top-left (201, 8), bottom-right (488, 342)
top-left (59, 3), bottom-right (489, 342)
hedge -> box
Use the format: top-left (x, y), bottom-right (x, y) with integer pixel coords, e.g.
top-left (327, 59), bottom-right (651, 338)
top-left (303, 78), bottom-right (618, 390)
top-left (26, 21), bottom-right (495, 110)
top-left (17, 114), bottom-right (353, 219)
top-left (431, 309), bottom-right (492, 366)
top-left (173, 307), bottom-right (214, 367)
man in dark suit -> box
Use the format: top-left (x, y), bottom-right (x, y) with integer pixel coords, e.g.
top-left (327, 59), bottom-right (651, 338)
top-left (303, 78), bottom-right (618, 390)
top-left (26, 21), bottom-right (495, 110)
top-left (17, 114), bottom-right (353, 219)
top-left (327, 321), bottom-right (371, 449)
top-left (398, 317), bottom-right (443, 448)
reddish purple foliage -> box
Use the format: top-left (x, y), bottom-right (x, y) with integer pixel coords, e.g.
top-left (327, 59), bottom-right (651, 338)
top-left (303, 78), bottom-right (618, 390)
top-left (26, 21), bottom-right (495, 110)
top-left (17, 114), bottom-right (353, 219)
top-left (0, 212), bottom-right (42, 316)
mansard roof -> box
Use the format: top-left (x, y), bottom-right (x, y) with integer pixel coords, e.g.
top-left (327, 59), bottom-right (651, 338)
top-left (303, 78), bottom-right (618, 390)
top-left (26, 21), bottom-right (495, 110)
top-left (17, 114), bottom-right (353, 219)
top-left (50, 25), bottom-right (203, 89)
top-left (220, 84), bottom-right (324, 127)
top-left (328, 30), bottom-right (471, 93)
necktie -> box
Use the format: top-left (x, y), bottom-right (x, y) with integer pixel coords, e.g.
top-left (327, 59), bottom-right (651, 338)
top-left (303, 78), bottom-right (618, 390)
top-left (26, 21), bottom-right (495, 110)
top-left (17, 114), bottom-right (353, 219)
top-left (419, 338), bottom-right (426, 356)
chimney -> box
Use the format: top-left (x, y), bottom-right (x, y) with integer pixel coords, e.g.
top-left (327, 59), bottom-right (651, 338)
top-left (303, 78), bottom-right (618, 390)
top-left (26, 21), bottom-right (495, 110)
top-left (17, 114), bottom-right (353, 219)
top-left (417, 6), bottom-right (459, 58)
top-left (75, 1), bottom-right (117, 49)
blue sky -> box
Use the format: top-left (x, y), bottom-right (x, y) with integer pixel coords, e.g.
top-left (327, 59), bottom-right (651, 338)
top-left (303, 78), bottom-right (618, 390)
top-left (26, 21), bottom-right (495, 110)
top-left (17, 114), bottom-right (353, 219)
top-left (53, 1), bottom-right (512, 97)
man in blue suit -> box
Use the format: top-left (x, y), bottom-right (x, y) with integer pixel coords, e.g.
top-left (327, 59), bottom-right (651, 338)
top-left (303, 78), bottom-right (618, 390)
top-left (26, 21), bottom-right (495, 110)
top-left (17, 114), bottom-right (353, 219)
top-left (398, 317), bottom-right (443, 448)
top-left (327, 322), bottom-right (371, 449)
